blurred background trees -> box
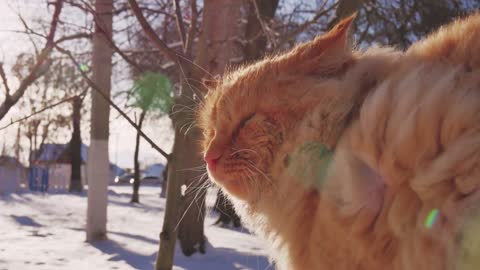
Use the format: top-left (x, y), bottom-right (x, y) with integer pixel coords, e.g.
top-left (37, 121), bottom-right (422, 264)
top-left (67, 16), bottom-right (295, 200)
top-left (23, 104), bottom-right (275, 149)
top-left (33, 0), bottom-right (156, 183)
top-left (128, 72), bottom-right (172, 203)
top-left (0, 0), bottom-right (478, 269)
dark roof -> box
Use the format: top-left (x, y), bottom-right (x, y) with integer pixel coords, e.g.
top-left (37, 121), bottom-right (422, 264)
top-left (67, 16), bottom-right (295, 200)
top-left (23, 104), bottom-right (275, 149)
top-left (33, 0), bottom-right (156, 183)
top-left (0, 155), bottom-right (21, 166)
top-left (33, 143), bottom-right (88, 164)
top-left (143, 163), bottom-right (165, 178)
top-left (110, 164), bottom-right (126, 176)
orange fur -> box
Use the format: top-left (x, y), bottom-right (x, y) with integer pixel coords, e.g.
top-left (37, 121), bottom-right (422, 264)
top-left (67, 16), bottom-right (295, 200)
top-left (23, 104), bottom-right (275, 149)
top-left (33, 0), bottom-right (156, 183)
top-left (198, 13), bottom-right (480, 270)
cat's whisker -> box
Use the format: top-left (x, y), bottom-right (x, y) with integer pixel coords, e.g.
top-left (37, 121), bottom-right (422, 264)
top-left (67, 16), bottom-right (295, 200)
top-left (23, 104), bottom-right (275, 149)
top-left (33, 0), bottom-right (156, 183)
top-left (192, 180), bottom-right (210, 221)
top-left (176, 59), bottom-right (200, 99)
top-left (177, 164), bottom-right (206, 172)
top-left (170, 103), bottom-right (197, 115)
top-left (230, 148), bottom-right (261, 158)
top-left (177, 88), bottom-right (204, 106)
top-left (174, 53), bottom-right (215, 79)
top-left (183, 121), bottom-right (197, 136)
top-left (177, 119), bottom-right (195, 135)
top-left (197, 181), bottom-right (215, 221)
top-left (244, 168), bottom-right (258, 193)
top-left (246, 162), bottom-right (278, 193)
top-left (175, 173), bottom-right (210, 231)
top-left (183, 172), bottom-right (209, 194)
top-left (179, 120), bottom-right (197, 136)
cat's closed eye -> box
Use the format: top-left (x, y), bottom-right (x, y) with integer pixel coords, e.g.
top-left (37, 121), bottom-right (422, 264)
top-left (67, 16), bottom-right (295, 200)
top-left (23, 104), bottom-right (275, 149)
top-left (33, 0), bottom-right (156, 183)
top-left (232, 113), bottom-right (256, 140)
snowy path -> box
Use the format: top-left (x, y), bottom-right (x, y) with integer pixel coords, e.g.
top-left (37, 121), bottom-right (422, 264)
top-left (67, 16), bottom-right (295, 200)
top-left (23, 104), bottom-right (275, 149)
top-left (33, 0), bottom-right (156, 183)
top-left (0, 186), bottom-right (271, 270)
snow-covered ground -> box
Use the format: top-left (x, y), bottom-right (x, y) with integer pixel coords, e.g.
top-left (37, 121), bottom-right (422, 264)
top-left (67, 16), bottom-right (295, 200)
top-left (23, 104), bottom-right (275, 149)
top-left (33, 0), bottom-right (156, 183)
top-left (0, 186), bottom-right (271, 270)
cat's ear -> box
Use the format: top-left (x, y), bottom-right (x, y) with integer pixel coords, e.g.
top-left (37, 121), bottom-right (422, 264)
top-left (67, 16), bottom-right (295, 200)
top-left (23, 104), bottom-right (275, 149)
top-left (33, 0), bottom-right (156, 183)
top-left (281, 13), bottom-right (356, 76)
top-left (201, 76), bottom-right (220, 95)
top-left (202, 78), bottom-right (218, 89)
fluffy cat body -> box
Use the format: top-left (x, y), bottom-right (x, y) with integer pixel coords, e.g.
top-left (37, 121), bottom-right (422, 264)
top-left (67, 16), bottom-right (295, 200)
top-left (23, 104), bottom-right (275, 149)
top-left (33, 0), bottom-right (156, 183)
top-left (198, 14), bottom-right (480, 270)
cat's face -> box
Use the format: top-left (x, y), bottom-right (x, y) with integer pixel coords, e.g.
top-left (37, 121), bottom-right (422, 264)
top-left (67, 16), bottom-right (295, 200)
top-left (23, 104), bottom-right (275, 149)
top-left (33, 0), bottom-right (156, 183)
top-left (198, 77), bottom-right (288, 200)
top-left (197, 15), bottom-right (356, 201)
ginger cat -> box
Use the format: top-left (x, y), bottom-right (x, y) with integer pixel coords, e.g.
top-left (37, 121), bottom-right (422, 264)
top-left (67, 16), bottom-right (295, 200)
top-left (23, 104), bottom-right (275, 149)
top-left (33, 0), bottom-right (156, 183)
top-left (198, 13), bottom-right (480, 270)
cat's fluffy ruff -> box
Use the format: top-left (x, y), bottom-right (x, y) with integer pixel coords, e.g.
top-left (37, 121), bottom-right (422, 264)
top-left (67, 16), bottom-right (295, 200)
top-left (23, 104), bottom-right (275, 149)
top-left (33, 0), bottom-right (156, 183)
top-left (199, 14), bottom-right (480, 270)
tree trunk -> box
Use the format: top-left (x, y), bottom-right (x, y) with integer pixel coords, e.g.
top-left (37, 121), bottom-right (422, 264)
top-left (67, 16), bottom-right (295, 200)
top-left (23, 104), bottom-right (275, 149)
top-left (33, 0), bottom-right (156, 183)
top-left (209, 0), bottom-right (281, 230)
top-left (14, 124), bottom-right (21, 162)
top-left (176, 0), bottom-right (243, 256)
top-left (244, 0), bottom-right (279, 61)
top-left (155, 0), bottom-right (246, 267)
top-left (131, 110), bottom-right (146, 203)
top-left (86, 0), bottom-right (113, 242)
top-left (160, 162), bottom-right (168, 198)
top-left (69, 96), bottom-right (83, 192)
top-left (28, 135), bottom-right (33, 167)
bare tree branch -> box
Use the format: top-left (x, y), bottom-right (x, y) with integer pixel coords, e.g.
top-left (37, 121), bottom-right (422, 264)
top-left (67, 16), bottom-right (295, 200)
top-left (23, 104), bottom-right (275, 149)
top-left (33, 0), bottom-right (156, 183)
top-left (0, 90), bottom-right (86, 131)
top-left (0, 0), bottom-right (64, 120)
top-left (185, 0), bottom-right (198, 58)
top-left (17, 14), bottom-right (40, 55)
top-left (55, 32), bottom-right (92, 44)
top-left (276, 2), bottom-right (339, 48)
top-left (251, 0), bottom-right (277, 47)
top-left (56, 45), bottom-right (170, 159)
top-left (128, 0), bottom-right (184, 64)
top-left (0, 64), bottom-right (11, 97)
top-left (173, 0), bottom-right (187, 50)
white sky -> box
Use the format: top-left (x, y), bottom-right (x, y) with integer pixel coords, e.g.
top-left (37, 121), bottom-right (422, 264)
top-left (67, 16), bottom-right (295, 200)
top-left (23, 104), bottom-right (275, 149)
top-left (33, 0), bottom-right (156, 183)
top-left (0, 0), bottom-right (174, 169)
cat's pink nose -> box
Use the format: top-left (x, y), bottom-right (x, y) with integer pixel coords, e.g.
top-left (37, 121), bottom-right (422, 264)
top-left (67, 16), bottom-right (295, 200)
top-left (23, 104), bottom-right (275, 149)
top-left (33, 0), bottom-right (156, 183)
top-left (204, 152), bottom-right (221, 171)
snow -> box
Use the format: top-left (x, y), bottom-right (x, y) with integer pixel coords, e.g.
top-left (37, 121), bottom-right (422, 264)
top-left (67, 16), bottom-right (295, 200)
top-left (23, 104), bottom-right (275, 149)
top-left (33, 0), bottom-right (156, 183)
top-left (0, 186), bottom-right (271, 270)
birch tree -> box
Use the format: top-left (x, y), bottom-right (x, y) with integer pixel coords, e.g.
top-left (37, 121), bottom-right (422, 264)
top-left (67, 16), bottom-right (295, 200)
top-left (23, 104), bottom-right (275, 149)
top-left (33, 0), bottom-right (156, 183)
top-left (86, 0), bottom-right (113, 242)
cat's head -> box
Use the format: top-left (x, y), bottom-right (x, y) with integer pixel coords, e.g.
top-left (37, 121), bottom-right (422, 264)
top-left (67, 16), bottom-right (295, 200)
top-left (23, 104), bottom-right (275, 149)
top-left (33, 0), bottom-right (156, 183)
top-left (197, 15), bottom-right (357, 201)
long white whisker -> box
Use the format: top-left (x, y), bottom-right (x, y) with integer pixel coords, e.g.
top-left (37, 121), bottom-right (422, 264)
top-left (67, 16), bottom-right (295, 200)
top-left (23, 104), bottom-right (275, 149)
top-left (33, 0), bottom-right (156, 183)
top-left (175, 53), bottom-right (214, 78)
top-left (175, 173), bottom-right (209, 231)
top-left (230, 148), bottom-right (261, 157)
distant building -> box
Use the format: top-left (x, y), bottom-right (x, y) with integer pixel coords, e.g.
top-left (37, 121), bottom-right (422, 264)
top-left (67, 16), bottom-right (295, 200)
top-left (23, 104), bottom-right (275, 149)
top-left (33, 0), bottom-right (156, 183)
top-left (110, 163), bottom-right (126, 181)
top-left (29, 143), bottom-right (126, 191)
top-left (0, 156), bottom-right (26, 194)
top-left (30, 143), bottom-right (88, 191)
top-left (142, 163), bottom-right (165, 184)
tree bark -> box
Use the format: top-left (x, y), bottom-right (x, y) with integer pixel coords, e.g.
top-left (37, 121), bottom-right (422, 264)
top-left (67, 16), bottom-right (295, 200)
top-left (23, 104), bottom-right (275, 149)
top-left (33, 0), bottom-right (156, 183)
top-left (244, 0), bottom-right (279, 62)
top-left (86, 0), bottom-right (113, 242)
top-left (160, 162), bottom-right (168, 198)
top-left (203, 0), bottom-right (280, 230)
top-left (176, 0), bottom-right (243, 257)
top-left (210, 0), bottom-right (280, 229)
top-left (131, 110), bottom-right (146, 203)
top-left (69, 95), bottom-right (83, 192)
top-left (128, 0), bottom-right (248, 267)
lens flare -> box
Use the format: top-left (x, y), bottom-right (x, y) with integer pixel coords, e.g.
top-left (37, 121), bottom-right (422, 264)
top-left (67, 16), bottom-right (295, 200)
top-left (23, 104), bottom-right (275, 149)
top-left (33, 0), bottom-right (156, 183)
top-left (425, 208), bottom-right (439, 229)
top-left (287, 142), bottom-right (333, 190)
top-left (79, 64), bottom-right (89, 72)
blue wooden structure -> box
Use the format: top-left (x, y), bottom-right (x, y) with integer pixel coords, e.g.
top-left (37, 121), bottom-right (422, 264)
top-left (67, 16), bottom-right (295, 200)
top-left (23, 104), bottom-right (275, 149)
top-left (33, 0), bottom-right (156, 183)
top-left (28, 166), bottom-right (49, 192)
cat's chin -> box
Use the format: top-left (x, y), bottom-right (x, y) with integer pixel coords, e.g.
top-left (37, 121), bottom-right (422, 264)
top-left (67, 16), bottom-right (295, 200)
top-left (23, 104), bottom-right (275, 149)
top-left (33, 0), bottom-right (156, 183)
top-left (208, 175), bottom-right (250, 200)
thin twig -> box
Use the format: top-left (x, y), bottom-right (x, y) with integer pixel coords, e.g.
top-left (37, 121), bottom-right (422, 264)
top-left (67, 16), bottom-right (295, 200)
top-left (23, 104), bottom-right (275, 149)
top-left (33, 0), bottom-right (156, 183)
top-left (17, 14), bottom-right (40, 55)
top-left (0, 91), bottom-right (86, 131)
top-left (251, 0), bottom-right (277, 47)
top-left (55, 33), bottom-right (92, 44)
top-left (0, 63), bottom-right (10, 97)
top-left (0, 0), bottom-right (64, 120)
top-left (276, 2), bottom-right (339, 48)
top-left (56, 45), bottom-right (170, 159)
top-left (128, 0), bottom-right (183, 64)
top-left (173, 0), bottom-right (187, 51)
